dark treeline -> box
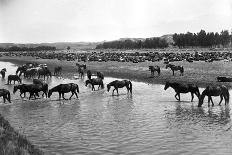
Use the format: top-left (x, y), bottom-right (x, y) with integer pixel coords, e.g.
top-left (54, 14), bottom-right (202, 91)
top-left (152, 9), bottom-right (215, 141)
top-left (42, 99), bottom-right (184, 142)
top-left (96, 37), bottom-right (168, 49)
top-left (173, 30), bottom-right (231, 48)
top-left (0, 46), bottom-right (56, 52)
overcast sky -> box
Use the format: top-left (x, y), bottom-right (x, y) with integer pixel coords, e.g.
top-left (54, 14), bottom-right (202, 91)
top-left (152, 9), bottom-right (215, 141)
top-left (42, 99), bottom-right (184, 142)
top-left (0, 0), bottom-right (232, 43)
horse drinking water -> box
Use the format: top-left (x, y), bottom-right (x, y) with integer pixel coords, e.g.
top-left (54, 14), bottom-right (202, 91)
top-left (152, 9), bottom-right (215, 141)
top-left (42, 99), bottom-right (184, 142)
top-left (107, 80), bottom-right (132, 96)
top-left (198, 85), bottom-right (230, 107)
top-left (164, 82), bottom-right (200, 102)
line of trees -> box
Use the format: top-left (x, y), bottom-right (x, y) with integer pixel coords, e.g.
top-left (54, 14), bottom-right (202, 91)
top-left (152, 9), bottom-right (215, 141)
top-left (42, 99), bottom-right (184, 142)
top-left (96, 37), bottom-right (168, 49)
top-left (0, 46), bottom-right (56, 52)
top-left (173, 30), bottom-right (232, 48)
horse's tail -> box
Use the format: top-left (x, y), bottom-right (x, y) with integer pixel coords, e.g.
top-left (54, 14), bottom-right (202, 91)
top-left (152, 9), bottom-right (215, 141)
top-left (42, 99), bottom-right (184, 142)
top-left (222, 86), bottom-right (230, 104)
top-left (128, 81), bottom-right (132, 94)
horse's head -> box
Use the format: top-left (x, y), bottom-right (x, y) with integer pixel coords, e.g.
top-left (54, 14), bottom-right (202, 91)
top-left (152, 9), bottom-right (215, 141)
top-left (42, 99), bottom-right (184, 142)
top-left (107, 84), bottom-right (111, 92)
top-left (13, 85), bottom-right (19, 94)
top-left (165, 64), bottom-right (169, 69)
top-left (164, 82), bottom-right (170, 90)
top-left (85, 80), bottom-right (90, 86)
top-left (48, 90), bottom-right (52, 98)
top-left (198, 95), bottom-right (204, 107)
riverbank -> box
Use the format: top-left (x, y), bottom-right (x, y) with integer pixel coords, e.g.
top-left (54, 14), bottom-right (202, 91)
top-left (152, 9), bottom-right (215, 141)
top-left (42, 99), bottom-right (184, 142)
top-left (1, 56), bottom-right (232, 88)
top-left (0, 114), bottom-right (43, 155)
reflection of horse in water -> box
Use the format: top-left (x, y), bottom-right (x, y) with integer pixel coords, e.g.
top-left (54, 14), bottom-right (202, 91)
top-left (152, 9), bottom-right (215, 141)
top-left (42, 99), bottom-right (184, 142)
top-left (107, 80), bottom-right (132, 95)
top-left (149, 66), bottom-right (160, 76)
top-left (85, 78), bottom-right (104, 91)
top-left (0, 68), bottom-right (6, 79)
top-left (198, 85), bottom-right (230, 107)
top-left (7, 75), bottom-right (22, 84)
top-left (166, 64), bottom-right (184, 76)
top-left (0, 89), bottom-right (11, 103)
top-left (48, 83), bottom-right (79, 100)
top-left (164, 82), bottom-right (200, 102)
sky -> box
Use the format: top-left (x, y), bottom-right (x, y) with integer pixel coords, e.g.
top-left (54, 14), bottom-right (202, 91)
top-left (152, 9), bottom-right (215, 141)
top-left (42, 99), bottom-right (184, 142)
top-left (0, 0), bottom-right (232, 43)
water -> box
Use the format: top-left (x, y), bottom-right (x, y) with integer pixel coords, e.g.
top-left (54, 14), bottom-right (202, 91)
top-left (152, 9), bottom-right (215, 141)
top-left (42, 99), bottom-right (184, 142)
top-left (0, 61), bottom-right (232, 155)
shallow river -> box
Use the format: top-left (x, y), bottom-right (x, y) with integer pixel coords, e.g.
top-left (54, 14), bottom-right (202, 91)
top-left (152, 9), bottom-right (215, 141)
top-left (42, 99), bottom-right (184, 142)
top-left (1, 61), bottom-right (232, 155)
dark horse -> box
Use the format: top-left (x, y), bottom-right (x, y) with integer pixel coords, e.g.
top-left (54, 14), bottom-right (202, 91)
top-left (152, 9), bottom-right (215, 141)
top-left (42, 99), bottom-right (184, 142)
top-left (32, 79), bottom-right (48, 97)
top-left (149, 66), bottom-right (160, 76)
top-left (166, 64), bottom-right (184, 76)
top-left (13, 84), bottom-right (48, 99)
top-left (107, 80), bottom-right (132, 95)
top-left (87, 70), bottom-right (92, 80)
top-left (48, 83), bottom-right (79, 100)
top-left (54, 66), bottom-right (62, 76)
top-left (85, 78), bottom-right (104, 91)
top-left (164, 82), bottom-right (200, 102)
top-left (7, 75), bottom-right (22, 84)
top-left (97, 72), bottom-right (104, 80)
top-left (76, 63), bottom-right (86, 79)
top-left (0, 89), bottom-right (11, 103)
top-left (198, 85), bottom-right (230, 107)
top-left (38, 68), bottom-right (52, 79)
top-left (16, 65), bottom-right (27, 77)
top-left (0, 68), bottom-right (6, 79)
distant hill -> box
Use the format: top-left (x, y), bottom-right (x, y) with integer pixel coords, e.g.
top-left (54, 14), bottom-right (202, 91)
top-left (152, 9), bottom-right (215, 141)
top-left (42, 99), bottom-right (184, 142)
top-left (0, 42), bottom-right (99, 50)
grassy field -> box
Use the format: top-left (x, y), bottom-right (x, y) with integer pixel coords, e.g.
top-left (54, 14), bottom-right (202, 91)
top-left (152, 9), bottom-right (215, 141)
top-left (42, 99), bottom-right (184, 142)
top-left (1, 54), bottom-right (232, 88)
top-left (0, 114), bottom-right (43, 155)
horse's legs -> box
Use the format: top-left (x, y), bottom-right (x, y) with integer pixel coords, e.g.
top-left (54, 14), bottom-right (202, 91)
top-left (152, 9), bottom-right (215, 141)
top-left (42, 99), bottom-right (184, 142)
top-left (3, 96), bottom-right (6, 103)
top-left (116, 88), bottom-right (119, 95)
top-left (210, 96), bottom-right (214, 106)
top-left (59, 92), bottom-right (61, 100)
top-left (191, 93), bottom-right (194, 102)
top-left (112, 89), bottom-right (115, 95)
top-left (69, 92), bottom-right (74, 100)
top-left (208, 96), bottom-right (211, 107)
top-left (62, 93), bottom-right (67, 100)
top-left (172, 70), bottom-right (174, 76)
top-left (219, 95), bottom-right (223, 105)
top-left (74, 91), bottom-right (78, 98)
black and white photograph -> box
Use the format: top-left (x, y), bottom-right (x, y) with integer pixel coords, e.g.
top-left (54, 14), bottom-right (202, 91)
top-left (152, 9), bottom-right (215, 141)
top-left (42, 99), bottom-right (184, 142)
top-left (0, 0), bottom-right (232, 154)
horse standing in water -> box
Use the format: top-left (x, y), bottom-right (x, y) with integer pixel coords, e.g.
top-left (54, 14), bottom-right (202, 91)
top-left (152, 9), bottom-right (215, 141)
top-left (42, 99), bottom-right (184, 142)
top-left (166, 64), bottom-right (184, 76)
top-left (76, 63), bottom-right (86, 79)
top-left (198, 85), bottom-right (230, 107)
top-left (164, 82), bottom-right (200, 102)
top-left (7, 75), bottom-right (22, 84)
top-left (97, 72), bottom-right (104, 80)
top-left (85, 78), bottom-right (104, 91)
top-left (0, 68), bottom-right (6, 79)
top-left (107, 80), bottom-right (132, 95)
top-left (48, 83), bottom-right (79, 100)
top-left (0, 89), bottom-right (11, 103)
top-left (149, 66), bottom-right (160, 76)
top-left (38, 68), bottom-right (52, 79)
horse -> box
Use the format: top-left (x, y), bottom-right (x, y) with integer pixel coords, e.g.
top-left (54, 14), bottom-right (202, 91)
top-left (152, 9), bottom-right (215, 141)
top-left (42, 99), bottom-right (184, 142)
top-left (198, 85), bottom-right (230, 107)
top-left (7, 75), bottom-right (22, 84)
top-left (54, 66), bottom-right (62, 76)
top-left (77, 66), bottom-right (84, 79)
top-left (97, 72), bottom-right (104, 80)
top-left (87, 70), bottom-right (92, 80)
top-left (166, 64), bottom-right (184, 76)
top-left (38, 68), bottom-right (52, 79)
top-left (24, 68), bottom-right (38, 78)
top-left (0, 89), bottom-right (11, 103)
top-left (85, 78), bottom-right (104, 91)
top-left (32, 79), bottom-right (48, 98)
top-left (0, 68), bottom-right (6, 79)
top-left (76, 63), bottom-right (86, 69)
top-left (107, 80), bottom-right (132, 95)
top-left (149, 66), bottom-right (160, 76)
top-left (16, 65), bottom-right (28, 77)
top-left (164, 82), bottom-right (200, 102)
top-left (48, 83), bottom-right (79, 100)
top-left (13, 84), bottom-right (47, 99)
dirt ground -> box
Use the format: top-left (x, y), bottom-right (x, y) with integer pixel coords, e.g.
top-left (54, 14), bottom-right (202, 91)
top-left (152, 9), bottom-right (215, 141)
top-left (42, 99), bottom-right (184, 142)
top-left (1, 55), bottom-right (232, 88)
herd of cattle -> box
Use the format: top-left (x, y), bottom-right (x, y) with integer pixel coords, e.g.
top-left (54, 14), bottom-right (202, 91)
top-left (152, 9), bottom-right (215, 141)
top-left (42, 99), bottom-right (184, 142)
top-left (1, 49), bottom-right (232, 63)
